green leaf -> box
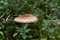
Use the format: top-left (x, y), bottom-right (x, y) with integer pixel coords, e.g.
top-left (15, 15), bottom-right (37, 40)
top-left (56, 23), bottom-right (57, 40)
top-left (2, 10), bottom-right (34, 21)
top-left (48, 34), bottom-right (55, 38)
top-left (23, 24), bottom-right (28, 29)
top-left (22, 34), bottom-right (27, 40)
top-left (48, 28), bottom-right (55, 33)
top-left (57, 35), bottom-right (60, 38)
top-left (4, 2), bottom-right (8, 5)
top-left (41, 26), bottom-right (47, 30)
top-left (13, 33), bottom-right (18, 37)
top-left (0, 27), bottom-right (2, 29)
top-left (0, 6), bottom-right (4, 9)
top-left (0, 31), bottom-right (4, 36)
top-left (25, 29), bottom-right (31, 33)
top-left (43, 20), bottom-right (51, 27)
top-left (40, 38), bottom-right (47, 40)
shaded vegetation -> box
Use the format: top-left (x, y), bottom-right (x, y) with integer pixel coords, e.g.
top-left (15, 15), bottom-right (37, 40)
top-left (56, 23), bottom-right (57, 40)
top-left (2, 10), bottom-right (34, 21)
top-left (0, 0), bottom-right (60, 40)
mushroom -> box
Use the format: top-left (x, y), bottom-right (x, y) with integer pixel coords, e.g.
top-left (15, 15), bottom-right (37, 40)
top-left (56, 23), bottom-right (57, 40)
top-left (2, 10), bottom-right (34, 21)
top-left (14, 14), bottom-right (38, 39)
top-left (14, 14), bottom-right (38, 23)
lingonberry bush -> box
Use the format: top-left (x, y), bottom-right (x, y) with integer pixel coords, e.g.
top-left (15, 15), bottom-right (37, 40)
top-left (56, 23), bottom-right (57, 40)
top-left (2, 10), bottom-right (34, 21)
top-left (0, 0), bottom-right (60, 40)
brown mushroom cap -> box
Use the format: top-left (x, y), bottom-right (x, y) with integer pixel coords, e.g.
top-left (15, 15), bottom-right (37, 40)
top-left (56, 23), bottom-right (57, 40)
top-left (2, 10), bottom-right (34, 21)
top-left (14, 14), bottom-right (38, 23)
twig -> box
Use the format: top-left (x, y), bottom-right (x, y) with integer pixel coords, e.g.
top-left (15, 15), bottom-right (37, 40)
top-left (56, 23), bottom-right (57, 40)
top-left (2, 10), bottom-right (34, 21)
top-left (0, 14), bottom-right (4, 19)
top-left (6, 15), bottom-right (11, 21)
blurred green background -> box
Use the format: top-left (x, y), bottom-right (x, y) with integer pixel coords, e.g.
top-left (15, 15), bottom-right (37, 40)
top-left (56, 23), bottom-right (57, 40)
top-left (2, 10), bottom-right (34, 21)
top-left (0, 0), bottom-right (60, 40)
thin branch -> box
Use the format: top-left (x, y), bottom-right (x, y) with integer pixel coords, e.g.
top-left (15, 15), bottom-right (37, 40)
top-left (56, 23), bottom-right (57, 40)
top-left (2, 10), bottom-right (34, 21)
top-left (6, 15), bottom-right (11, 21)
top-left (0, 14), bottom-right (5, 19)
